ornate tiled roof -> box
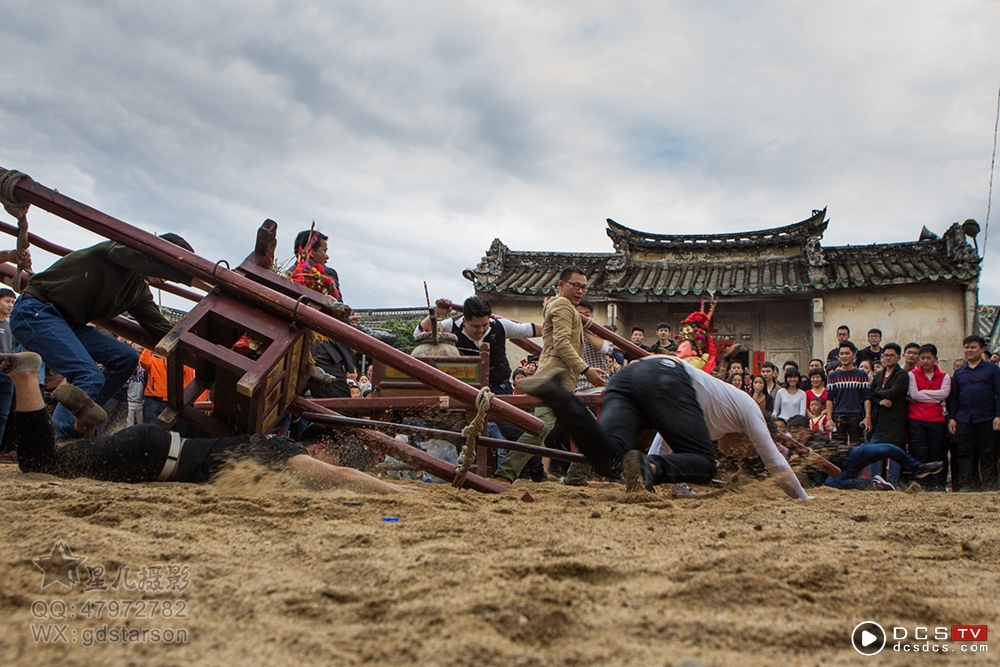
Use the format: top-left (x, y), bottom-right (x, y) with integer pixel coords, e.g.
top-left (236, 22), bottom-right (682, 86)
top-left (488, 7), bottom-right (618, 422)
top-left (464, 211), bottom-right (981, 298)
top-left (980, 304), bottom-right (1000, 352)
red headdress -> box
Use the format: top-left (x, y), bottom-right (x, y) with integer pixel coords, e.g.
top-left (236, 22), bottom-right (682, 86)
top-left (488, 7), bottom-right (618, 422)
top-left (675, 297), bottom-right (719, 374)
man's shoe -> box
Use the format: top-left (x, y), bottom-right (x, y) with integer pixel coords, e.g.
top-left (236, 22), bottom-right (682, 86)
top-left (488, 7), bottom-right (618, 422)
top-left (914, 461), bottom-right (944, 479)
top-left (527, 468), bottom-right (548, 483)
top-left (622, 449), bottom-right (656, 493)
top-left (518, 370), bottom-right (567, 400)
top-left (668, 483), bottom-right (699, 497)
top-left (872, 475), bottom-right (895, 491)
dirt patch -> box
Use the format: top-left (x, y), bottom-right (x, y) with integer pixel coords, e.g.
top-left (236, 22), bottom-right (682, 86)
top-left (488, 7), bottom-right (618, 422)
top-left (1, 465), bottom-right (998, 665)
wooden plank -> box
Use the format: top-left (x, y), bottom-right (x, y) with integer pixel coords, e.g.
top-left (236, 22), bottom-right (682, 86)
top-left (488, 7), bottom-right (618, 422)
top-left (236, 259), bottom-right (325, 304)
top-left (207, 294), bottom-right (289, 341)
top-left (156, 296), bottom-right (215, 357)
top-left (179, 333), bottom-right (253, 375)
top-left (157, 378), bottom-right (209, 431)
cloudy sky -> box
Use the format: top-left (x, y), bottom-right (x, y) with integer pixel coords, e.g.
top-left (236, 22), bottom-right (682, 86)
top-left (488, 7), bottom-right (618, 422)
top-left (2, 1), bottom-right (999, 308)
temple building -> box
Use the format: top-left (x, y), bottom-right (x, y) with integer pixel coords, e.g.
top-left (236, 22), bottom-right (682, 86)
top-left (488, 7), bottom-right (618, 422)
top-left (463, 209), bottom-right (983, 372)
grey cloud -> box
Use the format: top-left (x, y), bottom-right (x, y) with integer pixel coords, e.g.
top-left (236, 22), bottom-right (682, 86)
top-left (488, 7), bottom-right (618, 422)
top-left (2, 1), bottom-right (999, 307)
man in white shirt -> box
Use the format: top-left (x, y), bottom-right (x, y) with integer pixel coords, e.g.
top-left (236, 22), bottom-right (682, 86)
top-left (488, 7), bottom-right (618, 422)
top-left (416, 296), bottom-right (539, 394)
top-left (520, 354), bottom-right (810, 499)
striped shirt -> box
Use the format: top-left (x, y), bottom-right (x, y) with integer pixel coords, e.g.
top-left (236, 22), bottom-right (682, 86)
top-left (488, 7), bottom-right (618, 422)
top-left (826, 367), bottom-right (871, 417)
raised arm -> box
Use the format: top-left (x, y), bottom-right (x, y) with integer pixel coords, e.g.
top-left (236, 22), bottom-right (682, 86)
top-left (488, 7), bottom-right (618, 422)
top-left (416, 299), bottom-right (458, 333)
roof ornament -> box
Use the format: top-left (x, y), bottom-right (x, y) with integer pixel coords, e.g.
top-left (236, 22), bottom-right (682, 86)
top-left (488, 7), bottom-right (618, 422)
top-left (473, 238), bottom-right (508, 277)
top-left (605, 221), bottom-right (631, 272)
top-left (804, 237), bottom-right (827, 267)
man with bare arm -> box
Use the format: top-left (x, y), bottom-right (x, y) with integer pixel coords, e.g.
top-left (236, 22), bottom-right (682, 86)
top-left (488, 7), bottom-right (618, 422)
top-left (5, 352), bottom-right (412, 494)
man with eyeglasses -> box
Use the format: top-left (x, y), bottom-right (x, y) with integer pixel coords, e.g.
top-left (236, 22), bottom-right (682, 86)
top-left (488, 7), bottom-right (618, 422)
top-left (494, 265), bottom-right (606, 484)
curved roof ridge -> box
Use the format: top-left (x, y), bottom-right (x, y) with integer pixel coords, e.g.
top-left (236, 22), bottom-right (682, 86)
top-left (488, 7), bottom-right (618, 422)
top-left (606, 208), bottom-right (828, 249)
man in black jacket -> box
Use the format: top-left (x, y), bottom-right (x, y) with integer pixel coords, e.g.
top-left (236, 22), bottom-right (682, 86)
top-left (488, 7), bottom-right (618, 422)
top-left (10, 235), bottom-right (200, 438)
top-left (868, 343), bottom-right (909, 483)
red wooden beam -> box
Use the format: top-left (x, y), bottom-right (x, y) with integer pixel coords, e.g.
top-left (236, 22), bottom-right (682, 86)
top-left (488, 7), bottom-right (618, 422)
top-left (1, 168), bottom-right (543, 436)
top-left (301, 411), bottom-right (589, 464)
top-left (581, 315), bottom-right (650, 359)
top-left (0, 219), bottom-right (205, 303)
top-left (292, 397), bottom-right (509, 493)
top-left (510, 337), bottom-right (542, 356)
top-left (310, 392), bottom-right (602, 412)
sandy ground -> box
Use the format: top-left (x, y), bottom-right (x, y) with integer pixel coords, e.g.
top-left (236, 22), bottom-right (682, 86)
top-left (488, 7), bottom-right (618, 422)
top-left (1, 461), bottom-right (999, 667)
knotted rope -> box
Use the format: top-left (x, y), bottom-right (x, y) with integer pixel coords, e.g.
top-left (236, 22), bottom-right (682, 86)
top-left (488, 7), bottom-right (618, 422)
top-left (452, 386), bottom-right (494, 488)
top-left (0, 170), bottom-right (33, 292)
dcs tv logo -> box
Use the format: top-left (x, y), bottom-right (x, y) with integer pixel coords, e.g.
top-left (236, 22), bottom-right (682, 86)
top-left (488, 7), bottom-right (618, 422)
top-left (852, 621), bottom-right (988, 656)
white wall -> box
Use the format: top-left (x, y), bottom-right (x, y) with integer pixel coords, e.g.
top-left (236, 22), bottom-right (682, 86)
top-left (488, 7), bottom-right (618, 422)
top-left (817, 284), bottom-right (969, 367)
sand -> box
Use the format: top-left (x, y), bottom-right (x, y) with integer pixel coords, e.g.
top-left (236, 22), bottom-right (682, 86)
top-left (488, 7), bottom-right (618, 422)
top-left (1, 462), bottom-right (999, 666)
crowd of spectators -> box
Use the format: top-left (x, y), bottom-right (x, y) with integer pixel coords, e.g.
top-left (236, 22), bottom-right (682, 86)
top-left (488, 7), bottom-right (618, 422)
top-left (2, 228), bottom-right (998, 497)
top-left (703, 325), bottom-right (1000, 492)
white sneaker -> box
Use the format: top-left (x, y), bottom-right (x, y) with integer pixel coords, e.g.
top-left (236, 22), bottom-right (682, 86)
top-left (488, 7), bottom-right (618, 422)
top-left (872, 475), bottom-right (895, 491)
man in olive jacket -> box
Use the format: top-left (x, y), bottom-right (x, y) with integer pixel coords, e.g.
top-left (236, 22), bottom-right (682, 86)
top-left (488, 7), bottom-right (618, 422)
top-left (494, 265), bottom-right (606, 484)
top-left (11, 235), bottom-right (198, 438)
top-left (867, 342), bottom-right (910, 483)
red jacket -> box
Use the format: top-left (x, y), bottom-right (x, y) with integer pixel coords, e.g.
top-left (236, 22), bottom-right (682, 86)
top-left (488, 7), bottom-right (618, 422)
top-left (909, 366), bottom-right (947, 423)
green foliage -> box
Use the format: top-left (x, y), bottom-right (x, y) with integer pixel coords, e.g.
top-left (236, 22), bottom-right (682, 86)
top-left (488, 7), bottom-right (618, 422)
top-left (377, 317), bottom-right (422, 353)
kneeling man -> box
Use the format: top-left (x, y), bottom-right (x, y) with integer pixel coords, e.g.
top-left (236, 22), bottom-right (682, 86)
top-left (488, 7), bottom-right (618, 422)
top-left (521, 354), bottom-right (810, 499)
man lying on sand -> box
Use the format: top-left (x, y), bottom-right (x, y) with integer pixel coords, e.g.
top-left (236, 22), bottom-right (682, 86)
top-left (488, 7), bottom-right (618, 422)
top-left (785, 416), bottom-right (943, 491)
top-left (520, 354), bottom-right (810, 499)
top-left (3, 352), bottom-right (413, 494)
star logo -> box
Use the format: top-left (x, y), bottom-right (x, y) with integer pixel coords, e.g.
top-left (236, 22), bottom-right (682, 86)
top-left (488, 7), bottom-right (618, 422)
top-left (33, 540), bottom-right (86, 590)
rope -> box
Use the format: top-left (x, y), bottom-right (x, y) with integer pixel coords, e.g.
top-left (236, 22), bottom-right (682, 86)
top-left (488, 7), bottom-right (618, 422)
top-left (0, 170), bottom-right (33, 291)
top-left (451, 386), bottom-right (494, 488)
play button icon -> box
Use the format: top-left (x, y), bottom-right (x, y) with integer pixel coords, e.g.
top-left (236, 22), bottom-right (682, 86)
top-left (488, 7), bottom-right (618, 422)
top-left (852, 621), bottom-right (886, 656)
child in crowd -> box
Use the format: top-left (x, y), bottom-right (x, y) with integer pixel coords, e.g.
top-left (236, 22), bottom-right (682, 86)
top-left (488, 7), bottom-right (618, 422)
top-left (809, 397), bottom-right (831, 436)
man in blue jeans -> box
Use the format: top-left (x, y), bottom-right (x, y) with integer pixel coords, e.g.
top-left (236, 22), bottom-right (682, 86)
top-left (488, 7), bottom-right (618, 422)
top-left (786, 416), bottom-right (942, 490)
top-left (10, 234), bottom-right (200, 438)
